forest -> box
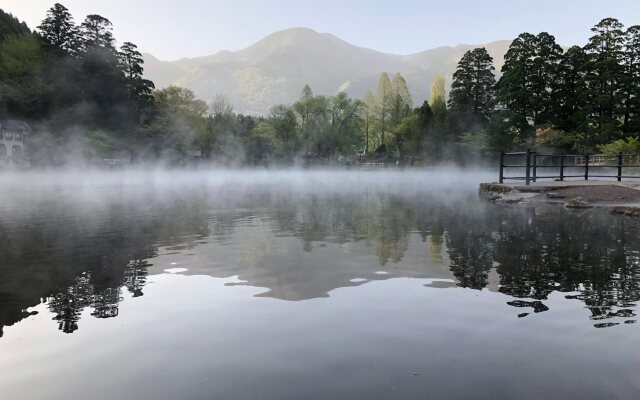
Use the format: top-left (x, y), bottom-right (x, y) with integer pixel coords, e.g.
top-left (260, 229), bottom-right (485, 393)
top-left (1, 4), bottom-right (639, 166)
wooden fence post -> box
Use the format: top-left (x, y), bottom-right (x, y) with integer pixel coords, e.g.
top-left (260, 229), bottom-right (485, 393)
top-left (584, 154), bottom-right (590, 181)
top-left (532, 151), bottom-right (537, 183)
top-left (525, 148), bottom-right (531, 186)
top-left (618, 152), bottom-right (623, 182)
top-left (499, 152), bottom-right (504, 184)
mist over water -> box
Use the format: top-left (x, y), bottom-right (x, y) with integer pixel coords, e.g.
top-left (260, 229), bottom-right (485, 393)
top-left (1, 168), bottom-right (640, 400)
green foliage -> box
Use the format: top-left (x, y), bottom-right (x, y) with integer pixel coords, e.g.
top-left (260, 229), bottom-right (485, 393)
top-left (0, 34), bottom-right (45, 117)
top-left (449, 48), bottom-right (496, 119)
top-left (598, 137), bottom-right (640, 155)
top-left (4, 5), bottom-right (640, 166)
top-left (460, 131), bottom-right (491, 158)
top-left (487, 111), bottom-right (531, 152)
top-left (497, 32), bottom-right (562, 125)
top-left (37, 3), bottom-right (79, 53)
top-left (429, 73), bottom-right (446, 115)
top-left (583, 18), bottom-right (625, 137)
top-left (84, 130), bottom-right (114, 160)
top-left (0, 9), bottom-right (30, 42)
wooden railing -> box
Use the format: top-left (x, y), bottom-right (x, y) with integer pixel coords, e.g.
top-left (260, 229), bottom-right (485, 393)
top-left (499, 149), bottom-right (640, 185)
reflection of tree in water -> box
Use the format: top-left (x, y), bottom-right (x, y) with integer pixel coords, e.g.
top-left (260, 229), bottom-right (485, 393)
top-left (3, 185), bottom-right (640, 335)
top-left (47, 259), bottom-right (151, 333)
top-left (444, 205), bottom-right (640, 326)
top-left (0, 193), bottom-right (209, 336)
top-left (267, 192), bottom-right (414, 265)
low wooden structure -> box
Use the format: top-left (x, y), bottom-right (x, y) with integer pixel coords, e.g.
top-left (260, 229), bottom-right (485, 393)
top-left (499, 149), bottom-right (640, 185)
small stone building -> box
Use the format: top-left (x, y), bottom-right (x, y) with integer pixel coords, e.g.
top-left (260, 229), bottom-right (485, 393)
top-left (0, 120), bottom-right (31, 169)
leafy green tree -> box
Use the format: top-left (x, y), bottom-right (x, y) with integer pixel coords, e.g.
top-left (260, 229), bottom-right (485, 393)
top-left (391, 73), bottom-right (412, 126)
top-left (147, 86), bottom-right (208, 158)
top-left (375, 72), bottom-right (393, 149)
top-left (426, 74), bottom-right (450, 160)
top-left (37, 3), bottom-right (79, 54)
top-left (487, 111), bottom-right (530, 152)
top-left (0, 34), bottom-right (45, 117)
top-left (360, 90), bottom-right (377, 152)
top-left (598, 137), bottom-right (640, 155)
top-left (269, 104), bottom-right (299, 159)
top-left (429, 73), bottom-right (446, 115)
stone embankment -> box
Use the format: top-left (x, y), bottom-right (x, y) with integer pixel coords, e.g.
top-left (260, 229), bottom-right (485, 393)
top-left (480, 181), bottom-right (640, 217)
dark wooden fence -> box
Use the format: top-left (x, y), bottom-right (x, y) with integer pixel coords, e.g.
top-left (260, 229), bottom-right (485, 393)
top-left (499, 149), bottom-right (640, 185)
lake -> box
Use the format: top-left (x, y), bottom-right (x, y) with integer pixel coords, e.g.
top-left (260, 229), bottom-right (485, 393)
top-left (1, 169), bottom-right (639, 400)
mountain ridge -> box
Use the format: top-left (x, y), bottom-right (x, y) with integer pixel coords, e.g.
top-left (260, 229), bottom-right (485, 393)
top-left (142, 27), bottom-right (512, 114)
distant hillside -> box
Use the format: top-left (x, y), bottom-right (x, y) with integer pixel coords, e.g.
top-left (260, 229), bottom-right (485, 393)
top-left (143, 27), bottom-right (511, 114)
top-left (0, 9), bottom-right (31, 41)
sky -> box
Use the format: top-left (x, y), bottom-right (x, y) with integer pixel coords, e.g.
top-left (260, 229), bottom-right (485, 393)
top-left (1, 0), bottom-right (639, 60)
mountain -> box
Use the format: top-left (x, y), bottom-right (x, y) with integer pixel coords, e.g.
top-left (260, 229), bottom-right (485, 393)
top-left (142, 28), bottom-right (511, 115)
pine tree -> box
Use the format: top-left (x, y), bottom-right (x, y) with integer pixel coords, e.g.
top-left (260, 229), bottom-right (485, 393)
top-left (497, 32), bottom-right (562, 125)
top-left (119, 41), bottom-right (155, 102)
top-left (583, 18), bottom-right (625, 138)
top-left (553, 46), bottom-right (588, 132)
top-left (80, 15), bottom-right (115, 50)
top-left (37, 3), bottom-right (79, 54)
top-left (531, 32), bottom-right (563, 122)
top-left (622, 25), bottom-right (640, 132)
top-left (448, 47), bottom-right (496, 121)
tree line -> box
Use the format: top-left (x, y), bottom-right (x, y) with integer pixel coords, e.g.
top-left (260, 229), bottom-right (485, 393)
top-left (450, 18), bottom-right (640, 157)
top-left (1, 4), bottom-right (639, 165)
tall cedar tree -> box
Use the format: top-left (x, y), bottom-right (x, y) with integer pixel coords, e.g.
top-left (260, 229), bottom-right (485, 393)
top-left (583, 18), bottom-right (625, 139)
top-left (119, 42), bottom-right (155, 112)
top-left (448, 47), bottom-right (496, 130)
top-left (497, 32), bottom-right (562, 126)
top-left (37, 3), bottom-right (79, 54)
top-left (622, 25), bottom-right (640, 132)
top-left (553, 46), bottom-right (589, 132)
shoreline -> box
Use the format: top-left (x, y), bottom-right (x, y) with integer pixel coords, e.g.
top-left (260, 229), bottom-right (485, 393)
top-left (480, 180), bottom-right (640, 217)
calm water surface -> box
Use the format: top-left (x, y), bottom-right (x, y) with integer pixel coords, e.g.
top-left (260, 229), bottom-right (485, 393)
top-left (0, 170), bottom-right (639, 400)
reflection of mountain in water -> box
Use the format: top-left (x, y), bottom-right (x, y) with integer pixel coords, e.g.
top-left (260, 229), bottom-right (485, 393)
top-left (1, 187), bottom-right (639, 336)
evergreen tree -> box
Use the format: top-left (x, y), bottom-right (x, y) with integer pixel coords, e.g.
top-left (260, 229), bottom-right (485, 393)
top-left (80, 15), bottom-right (115, 50)
top-left (497, 33), bottom-right (536, 119)
top-left (554, 46), bottom-right (588, 132)
top-left (497, 32), bottom-right (562, 126)
top-left (119, 41), bottom-right (155, 105)
top-left (622, 25), bottom-right (640, 132)
top-left (0, 9), bottom-right (31, 42)
top-left (37, 3), bottom-right (79, 54)
top-left (448, 47), bottom-right (496, 124)
top-left (531, 32), bottom-right (563, 122)
top-left (583, 18), bottom-right (625, 138)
